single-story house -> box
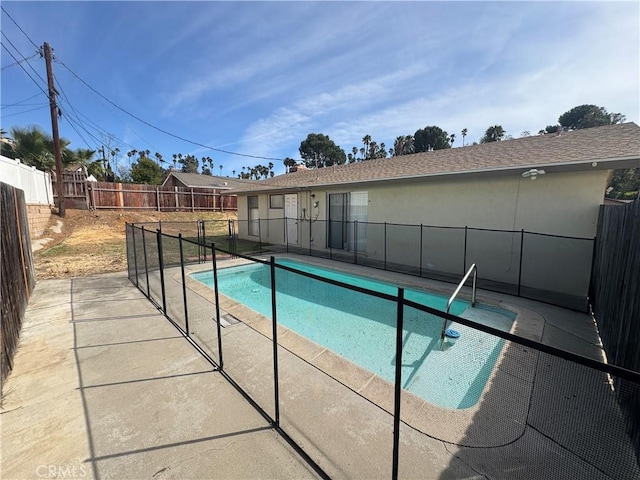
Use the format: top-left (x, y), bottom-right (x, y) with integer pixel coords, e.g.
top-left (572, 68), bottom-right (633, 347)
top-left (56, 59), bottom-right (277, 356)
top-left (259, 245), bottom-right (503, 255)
top-left (230, 122), bottom-right (640, 303)
top-left (162, 171), bottom-right (257, 191)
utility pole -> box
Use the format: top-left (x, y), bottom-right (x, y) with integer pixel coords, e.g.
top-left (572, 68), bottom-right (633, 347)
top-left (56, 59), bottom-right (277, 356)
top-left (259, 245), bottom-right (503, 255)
top-left (43, 42), bottom-right (65, 217)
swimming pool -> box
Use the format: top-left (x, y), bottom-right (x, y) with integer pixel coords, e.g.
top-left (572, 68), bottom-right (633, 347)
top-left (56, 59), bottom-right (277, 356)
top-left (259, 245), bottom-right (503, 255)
top-left (191, 259), bottom-right (515, 409)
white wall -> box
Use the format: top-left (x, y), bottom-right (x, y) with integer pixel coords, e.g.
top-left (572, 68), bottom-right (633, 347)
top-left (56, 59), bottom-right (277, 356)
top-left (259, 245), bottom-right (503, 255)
top-left (0, 155), bottom-right (54, 205)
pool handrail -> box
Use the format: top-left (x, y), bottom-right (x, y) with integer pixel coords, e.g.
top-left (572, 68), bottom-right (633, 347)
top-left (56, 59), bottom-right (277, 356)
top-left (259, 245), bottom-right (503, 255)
top-left (441, 264), bottom-right (477, 343)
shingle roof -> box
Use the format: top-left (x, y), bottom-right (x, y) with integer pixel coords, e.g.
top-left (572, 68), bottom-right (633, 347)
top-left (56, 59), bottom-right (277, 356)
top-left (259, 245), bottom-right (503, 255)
top-left (233, 123), bottom-right (640, 193)
top-left (163, 171), bottom-right (259, 190)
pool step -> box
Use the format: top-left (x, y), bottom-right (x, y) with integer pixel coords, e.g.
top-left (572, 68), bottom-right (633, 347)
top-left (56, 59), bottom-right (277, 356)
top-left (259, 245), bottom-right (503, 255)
top-left (459, 307), bottom-right (513, 332)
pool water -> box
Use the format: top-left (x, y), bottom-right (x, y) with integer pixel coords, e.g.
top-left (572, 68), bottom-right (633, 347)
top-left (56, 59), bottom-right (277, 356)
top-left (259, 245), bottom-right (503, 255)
top-left (191, 259), bottom-right (515, 409)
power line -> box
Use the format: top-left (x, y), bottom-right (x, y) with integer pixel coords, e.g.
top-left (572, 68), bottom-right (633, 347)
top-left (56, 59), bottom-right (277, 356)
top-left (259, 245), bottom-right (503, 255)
top-left (0, 42), bottom-right (47, 97)
top-left (55, 59), bottom-right (286, 162)
top-left (54, 76), bottom-right (143, 153)
top-left (1, 5), bottom-right (39, 50)
top-left (1, 52), bottom-right (38, 71)
top-left (2, 104), bottom-right (48, 118)
top-left (1, 31), bottom-right (48, 91)
top-left (2, 92), bottom-right (42, 108)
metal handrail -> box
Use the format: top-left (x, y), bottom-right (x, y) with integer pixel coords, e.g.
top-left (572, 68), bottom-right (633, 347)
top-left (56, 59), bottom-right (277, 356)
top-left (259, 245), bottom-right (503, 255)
top-left (441, 264), bottom-right (477, 342)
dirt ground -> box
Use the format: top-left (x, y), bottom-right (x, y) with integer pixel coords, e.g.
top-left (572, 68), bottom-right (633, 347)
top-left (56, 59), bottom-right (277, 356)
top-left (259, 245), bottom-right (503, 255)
top-left (33, 209), bottom-right (236, 279)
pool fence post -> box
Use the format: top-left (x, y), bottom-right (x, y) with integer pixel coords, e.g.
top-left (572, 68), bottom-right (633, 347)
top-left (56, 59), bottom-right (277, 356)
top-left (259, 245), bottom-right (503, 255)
top-left (196, 221), bottom-right (201, 256)
top-left (142, 226), bottom-right (150, 298)
top-left (212, 243), bottom-right (224, 369)
top-left (354, 220), bottom-right (358, 265)
top-left (201, 220), bottom-right (207, 263)
top-left (384, 222), bottom-right (387, 270)
top-left (227, 219), bottom-right (234, 257)
top-left (132, 225), bottom-right (139, 288)
top-left (258, 219), bottom-right (263, 254)
top-left (270, 257), bottom-right (281, 426)
top-left (308, 216), bottom-right (312, 257)
top-left (419, 224), bottom-right (423, 277)
top-left (157, 229), bottom-right (167, 315)
top-left (463, 226), bottom-right (468, 275)
top-left (392, 287), bottom-right (405, 480)
top-left (284, 216), bottom-right (289, 253)
top-left (179, 234), bottom-right (189, 336)
top-left (329, 220), bottom-right (333, 260)
top-left (517, 229), bottom-right (524, 297)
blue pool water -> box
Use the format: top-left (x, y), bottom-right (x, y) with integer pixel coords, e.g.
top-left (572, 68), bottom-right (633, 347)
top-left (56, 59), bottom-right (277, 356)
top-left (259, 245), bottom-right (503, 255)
top-left (191, 259), bottom-right (515, 409)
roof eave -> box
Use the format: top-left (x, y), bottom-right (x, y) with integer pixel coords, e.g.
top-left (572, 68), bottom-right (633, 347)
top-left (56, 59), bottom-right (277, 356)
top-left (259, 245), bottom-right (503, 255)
top-left (234, 155), bottom-right (640, 195)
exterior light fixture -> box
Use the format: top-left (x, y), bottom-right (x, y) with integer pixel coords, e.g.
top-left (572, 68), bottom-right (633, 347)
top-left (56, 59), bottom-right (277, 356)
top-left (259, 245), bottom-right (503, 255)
top-left (522, 168), bottom-right (546, 181)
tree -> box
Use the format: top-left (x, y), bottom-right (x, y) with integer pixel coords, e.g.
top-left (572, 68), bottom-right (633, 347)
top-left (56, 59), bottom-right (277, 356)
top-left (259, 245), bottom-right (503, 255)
top-left (539, 125), bottom-right (558, 135)
top-left (413, 126), bottom-right (451, 152)
top-left (0, 129), bottom-right (15, 158)
top-left (131, 157), bottom-right (165, 184)
top-left (361, 135), bottom-right (371, 159)
top-left (607, 168), bottom-right (640, 199)
top-left (69, 148), bottom-right (106, 180)
top-left (461, 128), bottom-right (468, 146)
top-left (283, 157), bottom-right (297, 172)
top-left (558, 104), bottom-right (625, 130)
top-left (299, 133), bottom-right (346, 168)
top-left (179, 154), bottom-right (199, 173)
top-left (480, 125), bottom-right (505, 143)
top-left (8, 125), bottom-right (72, 170)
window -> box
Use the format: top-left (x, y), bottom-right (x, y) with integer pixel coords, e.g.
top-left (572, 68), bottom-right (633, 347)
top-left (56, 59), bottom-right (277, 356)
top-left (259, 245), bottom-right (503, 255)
top-left (269, 194), bottom-right (284, 209)
top-left (248, 196), bottom-right (259, 236)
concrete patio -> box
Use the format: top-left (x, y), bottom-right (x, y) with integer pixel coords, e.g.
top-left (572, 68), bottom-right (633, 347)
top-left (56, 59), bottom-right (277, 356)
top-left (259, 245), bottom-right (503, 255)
top-left (1, 268), bottom-right (638, 479)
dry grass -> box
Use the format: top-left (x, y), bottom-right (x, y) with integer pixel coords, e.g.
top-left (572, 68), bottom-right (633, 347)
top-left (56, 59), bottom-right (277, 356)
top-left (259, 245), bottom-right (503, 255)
top-left (34, 209), bottom-right (236, 279)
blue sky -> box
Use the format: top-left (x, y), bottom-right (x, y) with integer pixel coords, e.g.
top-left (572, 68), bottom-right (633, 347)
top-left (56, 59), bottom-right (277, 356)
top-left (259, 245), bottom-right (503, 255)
top-left (2, 1), bottom-right (638, 177)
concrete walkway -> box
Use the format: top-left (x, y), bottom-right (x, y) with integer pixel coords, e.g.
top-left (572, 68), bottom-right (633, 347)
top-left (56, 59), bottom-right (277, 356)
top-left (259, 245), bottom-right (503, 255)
top-left (1, 273), bottom-right (320, 480)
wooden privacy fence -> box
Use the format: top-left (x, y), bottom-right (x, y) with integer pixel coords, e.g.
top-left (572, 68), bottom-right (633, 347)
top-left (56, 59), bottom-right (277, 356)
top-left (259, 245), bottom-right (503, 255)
top-left (590, 198), bottom-right (640, 462)
top-left (52, 171), bottom-right (90, 209)
top-left (52, 180), bottom-right (236, 212)
top-left (1, 182), bottom-right (36, 387)
top-left (87, 182), bottom-right (237, 211)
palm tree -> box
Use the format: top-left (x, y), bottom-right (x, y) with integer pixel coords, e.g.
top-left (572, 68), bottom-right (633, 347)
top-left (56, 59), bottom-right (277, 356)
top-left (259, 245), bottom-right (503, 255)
top-left (480, 125), bottom-right (505, 143)
top-left (392, 135), bottom-right (414, 156)
top-left (1, 128), bottom-right (15, 157)
top-left (461, 128), bottom-right (468, 146)
top-left (362, 134), bottom-right (371, 159)
top-left (449, 133), bottom-right (456, 146)
top-left (10, 125), bottom-right (71, 171)
top-left (219, 165), bottom-right (223, 176)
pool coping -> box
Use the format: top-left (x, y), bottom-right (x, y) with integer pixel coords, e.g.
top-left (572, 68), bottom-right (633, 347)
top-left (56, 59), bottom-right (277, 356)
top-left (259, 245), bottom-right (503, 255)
top-left (179, 254), bottom-right (545, 447)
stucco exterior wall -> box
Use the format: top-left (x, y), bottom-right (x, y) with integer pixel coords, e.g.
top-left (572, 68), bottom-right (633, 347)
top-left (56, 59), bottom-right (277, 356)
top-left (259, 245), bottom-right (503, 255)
top-left (366, 170), bottom-right (607, 237)
top-left (239, 169), bottom-right (607, 237)
top-left (235, 169), bottom-right (606, 301)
